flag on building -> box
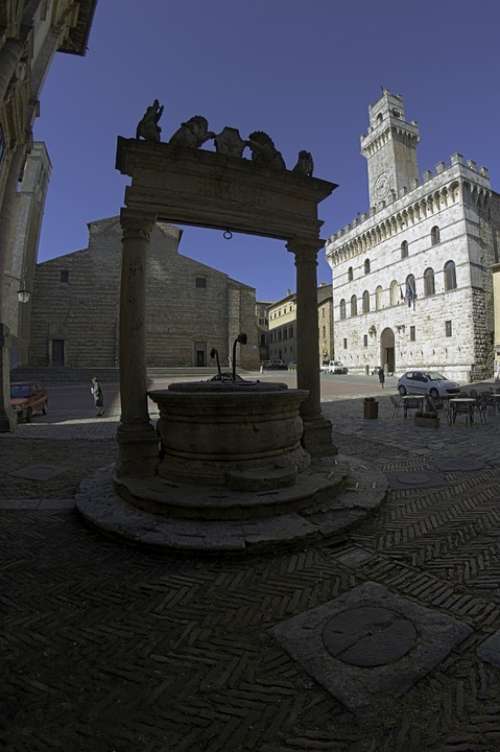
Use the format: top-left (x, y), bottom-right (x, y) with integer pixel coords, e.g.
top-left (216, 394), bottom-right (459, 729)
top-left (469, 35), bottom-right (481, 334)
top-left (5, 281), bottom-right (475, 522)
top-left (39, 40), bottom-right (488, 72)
top-left (404, 277), bottom-right (417, 309)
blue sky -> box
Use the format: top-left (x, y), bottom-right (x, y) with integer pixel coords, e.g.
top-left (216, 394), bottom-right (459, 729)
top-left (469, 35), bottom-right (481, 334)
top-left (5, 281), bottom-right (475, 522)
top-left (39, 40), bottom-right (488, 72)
top-left (35, 0), bottom-right (500, 301)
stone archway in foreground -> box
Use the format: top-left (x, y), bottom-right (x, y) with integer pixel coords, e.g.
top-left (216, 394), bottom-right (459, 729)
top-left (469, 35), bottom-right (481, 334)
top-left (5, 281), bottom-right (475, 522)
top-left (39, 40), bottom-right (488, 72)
top-left (114, 135), bottom-right (337, 477)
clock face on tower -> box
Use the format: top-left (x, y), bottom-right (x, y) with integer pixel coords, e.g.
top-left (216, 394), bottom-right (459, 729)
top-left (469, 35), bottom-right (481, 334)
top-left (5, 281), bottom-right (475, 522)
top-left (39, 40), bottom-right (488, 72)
top-left (375, 172), bottom-right (389, 199)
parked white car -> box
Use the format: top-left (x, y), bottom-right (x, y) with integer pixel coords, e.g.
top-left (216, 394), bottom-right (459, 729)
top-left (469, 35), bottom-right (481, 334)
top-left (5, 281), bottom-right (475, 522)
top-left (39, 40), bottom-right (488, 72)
top-left (325, 360), bottom-right (348, 375)
top-left (397, 371), bottom-right (460, 398)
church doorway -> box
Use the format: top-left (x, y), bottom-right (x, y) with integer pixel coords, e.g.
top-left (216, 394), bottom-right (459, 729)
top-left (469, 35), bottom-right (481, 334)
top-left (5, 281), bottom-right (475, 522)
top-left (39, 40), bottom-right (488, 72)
top-left (51, 339), bottom-right (65, 366)
top-left (195, 342), bottom-right (207, 367)
top-left (380, 328), bottom-right (395, 373)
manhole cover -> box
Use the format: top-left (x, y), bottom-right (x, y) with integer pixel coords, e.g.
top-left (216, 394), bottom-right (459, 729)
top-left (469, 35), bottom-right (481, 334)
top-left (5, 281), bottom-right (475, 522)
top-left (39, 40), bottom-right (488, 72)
top-left (395, 472), bottom-right (430, 486)
top-left (387, 471), bottom-right (446, 489)
top-left (322, 606), bottom-right (417, 667)
top-left (9, 464), bottom-right (65, 481)
top-left (433, 457), bottom-right (485, 473)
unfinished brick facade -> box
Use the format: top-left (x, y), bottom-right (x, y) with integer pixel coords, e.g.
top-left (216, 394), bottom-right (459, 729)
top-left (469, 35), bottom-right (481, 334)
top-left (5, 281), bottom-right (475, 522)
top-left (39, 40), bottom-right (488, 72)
top-left (29, 216), bottom-right (259, 370)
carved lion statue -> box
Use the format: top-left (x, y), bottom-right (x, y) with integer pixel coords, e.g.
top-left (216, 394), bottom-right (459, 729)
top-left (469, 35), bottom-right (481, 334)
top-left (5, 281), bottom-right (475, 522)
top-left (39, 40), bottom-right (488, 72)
top-left (169, 115), bottom-right (215, 149)
top-left (292, 150), bottom-right (314, 177)
top-left (136, 99), bottom-right (164, 142)
top-left (246, 131), bottom-right (286, 170)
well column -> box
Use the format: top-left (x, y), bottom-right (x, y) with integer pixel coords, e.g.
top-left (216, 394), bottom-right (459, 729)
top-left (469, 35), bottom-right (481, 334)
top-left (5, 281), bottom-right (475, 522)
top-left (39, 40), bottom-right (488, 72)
top-left (288, 238), bottom-right (336, 455)
top-left (116, 208), bottom-right (158, 477)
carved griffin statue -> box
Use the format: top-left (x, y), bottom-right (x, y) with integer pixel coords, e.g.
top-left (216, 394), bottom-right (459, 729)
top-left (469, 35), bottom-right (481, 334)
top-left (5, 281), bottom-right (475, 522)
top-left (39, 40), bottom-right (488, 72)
top-left (169, 115), bottom-right (215, 148)
top-left (292, 150), bottom-right (314, 177)
top-left (136, 99), bottom-right (164, 142)
top-left (246, 131), bottom-right (286, 170)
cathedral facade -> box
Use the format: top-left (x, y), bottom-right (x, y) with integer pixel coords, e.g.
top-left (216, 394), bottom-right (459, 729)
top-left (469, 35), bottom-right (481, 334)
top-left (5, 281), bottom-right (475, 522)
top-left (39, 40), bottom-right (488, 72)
top-left (326, 90), bottom-right (500, 382)
top-left (29, 217), bottom-right (259, 370)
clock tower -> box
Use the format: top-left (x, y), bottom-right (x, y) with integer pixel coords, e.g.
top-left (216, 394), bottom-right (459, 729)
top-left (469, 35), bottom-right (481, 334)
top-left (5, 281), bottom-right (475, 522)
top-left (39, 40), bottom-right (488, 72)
top-left (361, 89), bottom-right (420, 209)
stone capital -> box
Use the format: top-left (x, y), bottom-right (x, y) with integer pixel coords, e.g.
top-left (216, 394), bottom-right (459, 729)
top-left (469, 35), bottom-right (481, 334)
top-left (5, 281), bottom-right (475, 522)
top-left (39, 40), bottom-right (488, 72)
top-left (120, 208), bottom-right (156, 242)
top-left (286, 237), bottom-right (325, 264)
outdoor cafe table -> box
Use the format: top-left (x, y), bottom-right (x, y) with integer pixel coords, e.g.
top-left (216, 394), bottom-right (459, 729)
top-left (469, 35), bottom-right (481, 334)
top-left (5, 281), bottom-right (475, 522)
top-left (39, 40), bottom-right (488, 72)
top-left (491, 393), bottom-right (500, 413)
top-left (448, 397), bottom-right (476, 426)
top-left (401, 394), bottom-right (425, 418)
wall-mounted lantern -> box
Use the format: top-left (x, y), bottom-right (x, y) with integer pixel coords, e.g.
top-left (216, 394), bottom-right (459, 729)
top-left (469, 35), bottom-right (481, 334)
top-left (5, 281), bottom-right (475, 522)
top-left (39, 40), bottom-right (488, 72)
top-left (17, 281), bottom-right (31, 304)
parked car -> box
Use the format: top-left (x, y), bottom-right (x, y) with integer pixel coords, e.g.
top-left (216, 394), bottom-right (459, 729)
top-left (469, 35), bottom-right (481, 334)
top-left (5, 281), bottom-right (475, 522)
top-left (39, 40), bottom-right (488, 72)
top-left (325, 360), bottom-right (348, 375)
top-left (262, 360), bottom-right (288, 370)
top-left (10, 382), bottom-right (48, 422)
top-left (397, 371), bottom-right (460, 398)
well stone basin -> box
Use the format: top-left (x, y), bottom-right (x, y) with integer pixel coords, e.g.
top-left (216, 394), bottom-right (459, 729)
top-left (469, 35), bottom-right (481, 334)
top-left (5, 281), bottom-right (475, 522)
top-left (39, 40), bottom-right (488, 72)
top-left (148, 380), bottom-right (310, 485)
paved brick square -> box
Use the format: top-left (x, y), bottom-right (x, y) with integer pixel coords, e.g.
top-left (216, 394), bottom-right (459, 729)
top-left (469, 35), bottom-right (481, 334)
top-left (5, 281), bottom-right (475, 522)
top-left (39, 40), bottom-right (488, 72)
top-left (3, 387), bottom-right (500, 750)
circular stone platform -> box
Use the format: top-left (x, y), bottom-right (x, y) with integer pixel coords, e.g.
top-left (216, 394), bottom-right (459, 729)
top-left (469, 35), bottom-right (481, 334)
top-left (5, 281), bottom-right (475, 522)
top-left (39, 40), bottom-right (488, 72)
top-left (322, 606), bottom-right (417, 667)
top-left (75, 454), bottom-right (387, 555)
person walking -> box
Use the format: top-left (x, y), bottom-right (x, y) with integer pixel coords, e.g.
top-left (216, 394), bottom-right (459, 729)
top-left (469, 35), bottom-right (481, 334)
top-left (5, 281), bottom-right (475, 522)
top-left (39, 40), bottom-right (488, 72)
top-left (378, 366), bottom-right (385, 389)
top-left (90, 376), bottom-right (104, 417)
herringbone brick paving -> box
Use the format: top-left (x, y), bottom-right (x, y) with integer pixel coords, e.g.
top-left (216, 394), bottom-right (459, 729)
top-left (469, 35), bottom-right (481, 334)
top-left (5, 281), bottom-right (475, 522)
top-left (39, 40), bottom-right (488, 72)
top-left (3, 411), bottom-right (500, 750)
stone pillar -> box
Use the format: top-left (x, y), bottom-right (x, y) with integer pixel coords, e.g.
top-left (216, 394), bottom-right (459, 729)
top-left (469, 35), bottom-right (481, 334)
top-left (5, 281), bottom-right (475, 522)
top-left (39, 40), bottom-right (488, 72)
top-left (0, 38), bottom-right (24, 104)
top-left (0, 146), bottom-right (27, 433)
top-left (0, 324), bottom-right (16, 432)
top-left (287, 238), bottom-right (336, 456)
top-left (116, 209), bottom-right (158, 478)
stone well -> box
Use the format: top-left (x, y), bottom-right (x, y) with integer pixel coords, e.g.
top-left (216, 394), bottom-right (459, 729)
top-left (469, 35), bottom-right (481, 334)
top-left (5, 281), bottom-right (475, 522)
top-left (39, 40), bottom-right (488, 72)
top-left (149, 380), bottom-right (310, 487)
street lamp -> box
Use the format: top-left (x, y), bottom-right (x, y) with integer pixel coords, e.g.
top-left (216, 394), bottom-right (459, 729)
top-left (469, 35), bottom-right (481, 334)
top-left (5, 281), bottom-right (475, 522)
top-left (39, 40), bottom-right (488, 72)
top-left (17, 281), bottom-right (30, 304)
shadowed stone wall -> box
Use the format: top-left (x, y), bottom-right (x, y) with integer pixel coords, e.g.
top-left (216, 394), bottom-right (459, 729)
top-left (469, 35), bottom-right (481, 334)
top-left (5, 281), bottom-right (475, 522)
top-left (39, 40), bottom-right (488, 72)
top-left (29, 216), bottom-right (259, 369)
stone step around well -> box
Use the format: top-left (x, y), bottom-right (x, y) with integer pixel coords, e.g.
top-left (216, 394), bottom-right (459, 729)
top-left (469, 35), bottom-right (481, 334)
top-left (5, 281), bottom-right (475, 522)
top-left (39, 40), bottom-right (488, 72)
top-left (113, 466), bottom-right (349, 521)
top-left (75, 456), bottom-right (388, 555)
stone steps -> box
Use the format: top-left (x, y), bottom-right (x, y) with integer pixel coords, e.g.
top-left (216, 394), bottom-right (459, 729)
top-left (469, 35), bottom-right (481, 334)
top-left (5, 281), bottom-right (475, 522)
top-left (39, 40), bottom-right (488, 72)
top-left (76, 455), bottom-right (388, 555)
top-left (113, 465), bottom-right (349, 521)
top-left (11, 366), bottom-right (245, 385)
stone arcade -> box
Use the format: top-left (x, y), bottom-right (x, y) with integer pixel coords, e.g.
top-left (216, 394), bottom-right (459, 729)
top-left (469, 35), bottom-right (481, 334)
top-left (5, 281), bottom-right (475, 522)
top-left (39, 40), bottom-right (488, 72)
top-left (77, 105), bottom-right (387, 553)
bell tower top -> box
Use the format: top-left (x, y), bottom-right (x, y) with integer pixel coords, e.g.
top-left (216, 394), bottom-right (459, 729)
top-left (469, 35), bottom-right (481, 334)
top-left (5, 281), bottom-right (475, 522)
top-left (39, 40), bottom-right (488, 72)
top-left (361, 89), bottom-right (420, 209)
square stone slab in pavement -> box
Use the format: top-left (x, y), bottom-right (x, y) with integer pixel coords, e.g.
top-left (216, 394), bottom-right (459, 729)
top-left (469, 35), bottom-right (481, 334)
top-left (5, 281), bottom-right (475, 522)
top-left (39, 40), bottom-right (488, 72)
top-left (335, 546), bottom-right (374, 568)
top-left (477, 631), bottom-right (500, 668)
top-left (272, 581), bottom-right (472, 711)
top-left (9, 464), bottom-right (66, 481)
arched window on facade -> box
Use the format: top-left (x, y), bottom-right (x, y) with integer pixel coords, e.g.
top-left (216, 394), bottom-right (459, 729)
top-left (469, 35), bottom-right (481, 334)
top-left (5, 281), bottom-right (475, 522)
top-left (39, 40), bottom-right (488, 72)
top-left (350, 295), bottom-right (357, 317)
top-left (339, 299), bottom-right (346, 320)
top-left (362, 290), bottom-right (370, 314)
top-left (431, 226), bottom-right (440, 246)
top-left (401, 240), bottom-right (408, 259)
top-left (444, 260), bottom-right (457, 290)
top-left (364, 258), bottom-right (370, 275)
top-left (347, 266), bottom-right (353, 282)
top-left (390, 280), bottom-right (399, 306)
top-left (375, 285), bottom-right (383, 311)
top-left (423, 267), bottom-right (435, 297)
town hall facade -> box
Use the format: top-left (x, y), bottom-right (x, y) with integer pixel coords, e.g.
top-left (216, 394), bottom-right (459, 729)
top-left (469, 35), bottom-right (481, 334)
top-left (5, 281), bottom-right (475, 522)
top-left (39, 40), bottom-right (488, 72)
top-left (326, 90), bottom-right (500, 382)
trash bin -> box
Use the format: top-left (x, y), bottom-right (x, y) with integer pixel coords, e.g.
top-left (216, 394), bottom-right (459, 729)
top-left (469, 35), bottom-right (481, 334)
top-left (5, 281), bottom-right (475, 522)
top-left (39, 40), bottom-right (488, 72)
top-left (364, 397), bottom-right (378, 419)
